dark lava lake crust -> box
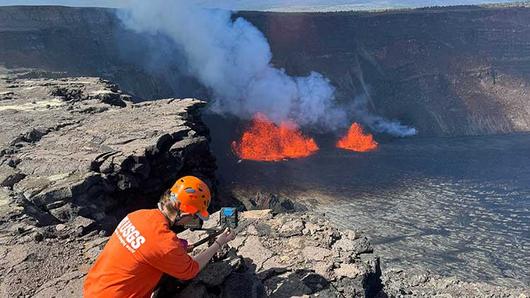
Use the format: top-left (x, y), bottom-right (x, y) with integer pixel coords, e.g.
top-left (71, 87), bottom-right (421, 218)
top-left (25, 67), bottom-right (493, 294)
top-left (213, 131), bottom-right (530, 287)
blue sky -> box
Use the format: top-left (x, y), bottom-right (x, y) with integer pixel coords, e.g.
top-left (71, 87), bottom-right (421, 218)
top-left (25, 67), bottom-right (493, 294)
top-left (0, 0), bottom-right (519, 11)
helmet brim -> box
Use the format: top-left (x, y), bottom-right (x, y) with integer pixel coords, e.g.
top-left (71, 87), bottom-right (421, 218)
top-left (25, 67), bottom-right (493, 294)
top-left (180, 203), bottom-right (209, 221)
top-left (197, 210), bottom-right (209, 221)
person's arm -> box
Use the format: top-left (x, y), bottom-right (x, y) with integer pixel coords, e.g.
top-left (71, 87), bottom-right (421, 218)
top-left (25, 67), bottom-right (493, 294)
top-left (193, 228), bottom-right (236, 270)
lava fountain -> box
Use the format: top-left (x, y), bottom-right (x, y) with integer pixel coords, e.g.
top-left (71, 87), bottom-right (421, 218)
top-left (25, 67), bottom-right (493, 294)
top-left (337, 123), bottom-right (378, 152)
top-left (232, 113), bottom-right (319, 161)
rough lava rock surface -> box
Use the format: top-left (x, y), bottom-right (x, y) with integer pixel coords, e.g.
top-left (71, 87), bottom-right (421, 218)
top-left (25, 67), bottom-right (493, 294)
top-left (0, 70), bottom-right (216, 230)
top-left (125, 209), bottom-right (384, 298)
top-left (0, 70), bottom-right (216, 297)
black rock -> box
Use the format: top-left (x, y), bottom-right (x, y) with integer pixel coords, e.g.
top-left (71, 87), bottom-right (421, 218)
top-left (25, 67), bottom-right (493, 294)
top-left (248, 192), bottom-right (306, 214)
top-left (34, 232), bottom-right (44, 242)
top-left (72, 216), bottom-right (97, 236)
top-left (222, 272), bottom-right (267, 298)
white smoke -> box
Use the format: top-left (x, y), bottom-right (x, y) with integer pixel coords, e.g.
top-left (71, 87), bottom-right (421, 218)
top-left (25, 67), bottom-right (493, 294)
top-left (361, 114), bottom-right (418, 136)
top-left (351, 95), bottom-right (417, 136)
top-left (118, 1), bottom-right (416, 136)
top-left (118, 0), bottom-right (347, 129)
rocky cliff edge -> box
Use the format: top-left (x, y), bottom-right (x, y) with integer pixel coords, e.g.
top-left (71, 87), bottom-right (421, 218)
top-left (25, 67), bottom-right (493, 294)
top-left (0, 70), bottom-right (216, 231)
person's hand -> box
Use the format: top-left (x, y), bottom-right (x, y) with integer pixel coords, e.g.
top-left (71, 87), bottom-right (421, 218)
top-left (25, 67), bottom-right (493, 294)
top-left (178, 238), bottom-right (194, 252)
top-left (186, 245), bottom-right (195, 253)
top-left (216, 228), bottom-right (236, 246)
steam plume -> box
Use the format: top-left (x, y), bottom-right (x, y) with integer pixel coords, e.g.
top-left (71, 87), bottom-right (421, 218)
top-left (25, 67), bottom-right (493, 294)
top-left (352, 95), bottom-right (417, 136)
top-left (118, 1), bottom-right (346, 129)
top-left (118, 1), bottom-right (416, 136)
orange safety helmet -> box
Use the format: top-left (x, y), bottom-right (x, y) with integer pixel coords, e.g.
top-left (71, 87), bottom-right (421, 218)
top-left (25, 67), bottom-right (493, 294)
top-left (170, 176), bottom-right (211, 220)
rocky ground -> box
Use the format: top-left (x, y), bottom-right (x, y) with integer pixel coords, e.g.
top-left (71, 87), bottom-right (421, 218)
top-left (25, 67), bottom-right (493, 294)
top-left (180, 209), bottom-right (530, 298)
top-left (0, 70), bottom-right (216, 296)
top-left (0, 72), bottom-right (528, 297)
top-left (169, 209), bottom-right (382, 298)
top-left (0, 69), bottom-right (216, 228)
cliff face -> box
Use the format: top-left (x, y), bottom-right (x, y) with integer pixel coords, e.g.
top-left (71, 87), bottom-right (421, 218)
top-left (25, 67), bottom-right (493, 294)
top-left (240, 7), bottom-right (530, 136)
top-left (0, 5), bottom-right (529, 136)
top-left (0, 6), bottom-right (205, 101)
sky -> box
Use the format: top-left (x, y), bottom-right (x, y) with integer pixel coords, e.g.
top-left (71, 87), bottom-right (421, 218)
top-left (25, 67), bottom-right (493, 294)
top-left (0, 0), bottom-right (520, 11)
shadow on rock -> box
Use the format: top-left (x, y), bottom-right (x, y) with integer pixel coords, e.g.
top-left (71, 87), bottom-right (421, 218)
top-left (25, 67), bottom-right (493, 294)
top-left (155, 256), bottom-right (333, 298)
top-left (152, 209), bottom-right (384, 298)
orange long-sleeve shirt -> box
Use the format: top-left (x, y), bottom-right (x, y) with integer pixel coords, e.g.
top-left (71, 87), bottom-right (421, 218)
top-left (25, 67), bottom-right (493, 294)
top-left (83, 209), bottom-right (199, 298)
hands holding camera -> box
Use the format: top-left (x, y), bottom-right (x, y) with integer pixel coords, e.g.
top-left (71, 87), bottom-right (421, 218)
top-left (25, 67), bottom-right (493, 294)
top-left (215, 228), bottom-right (236, 248)
top-left (193, 228), bottom-right (237, 270)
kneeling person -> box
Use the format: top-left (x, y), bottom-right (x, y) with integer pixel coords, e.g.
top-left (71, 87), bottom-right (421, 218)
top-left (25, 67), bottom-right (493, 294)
top-left (84, 176), bottom-right (235, 297)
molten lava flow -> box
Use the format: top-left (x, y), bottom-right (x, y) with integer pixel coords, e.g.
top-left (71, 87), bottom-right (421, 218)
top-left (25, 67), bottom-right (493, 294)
top-left (337, 123), bottom-right (378, 152)
top-left (232, 113), bottom-right (319, 161)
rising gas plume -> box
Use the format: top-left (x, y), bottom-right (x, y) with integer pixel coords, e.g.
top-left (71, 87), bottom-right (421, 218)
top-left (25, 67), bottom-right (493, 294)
top-left (119, 1), bottom-right (416, 138)
top-left (119, 0), bottom-right (346, 129)
top-left (351, 95), bottom-right (417, 137)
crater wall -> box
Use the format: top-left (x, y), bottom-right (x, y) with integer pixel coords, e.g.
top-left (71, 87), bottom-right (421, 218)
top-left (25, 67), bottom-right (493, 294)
top-left (0, 5), bottom-right (529, 136)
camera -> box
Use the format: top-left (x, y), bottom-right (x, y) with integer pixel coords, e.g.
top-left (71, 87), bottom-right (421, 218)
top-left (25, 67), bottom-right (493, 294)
top-left (185, 207), bottom-right (239, 250)
top-left (219, 207), bottom-right (238, 229)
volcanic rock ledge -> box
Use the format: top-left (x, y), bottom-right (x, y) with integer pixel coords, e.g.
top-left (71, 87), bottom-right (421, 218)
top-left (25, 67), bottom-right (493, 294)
top-left (0, 72), bottom-right (216, 232)
top-left (24, 209), bottom-right (383, 297)
top-left (0, 73), bottom-right (217, 296)
top-left (172, 209), bottom-right (383, 298)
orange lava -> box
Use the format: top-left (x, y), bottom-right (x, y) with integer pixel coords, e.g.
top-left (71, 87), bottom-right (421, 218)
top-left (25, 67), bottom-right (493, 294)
top-left (336, 123), bottom-right (378, 152)
top-left (232, 113), bottom-right (319, 161)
